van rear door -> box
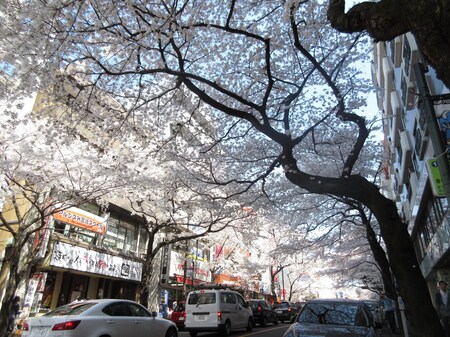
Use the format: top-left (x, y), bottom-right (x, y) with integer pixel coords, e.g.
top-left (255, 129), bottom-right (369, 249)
top-left (185, 291), bottom-right (218, 329)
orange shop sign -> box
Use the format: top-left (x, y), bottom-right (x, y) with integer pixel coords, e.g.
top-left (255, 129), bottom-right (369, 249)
top-left (53, 207), bottom-right (108, 235)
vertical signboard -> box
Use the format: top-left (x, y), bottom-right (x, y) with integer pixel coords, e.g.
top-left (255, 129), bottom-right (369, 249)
top-left (160, 244), bottom-right (171, 285)
top-left (427, 159), bottom-right (446, 197)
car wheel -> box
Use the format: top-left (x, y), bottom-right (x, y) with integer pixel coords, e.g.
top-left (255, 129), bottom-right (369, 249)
top-left (165, 327), bottom-right (178, 337)
top-left (274, 316), bottom-right (279, 325)
top-left (261, 315), bottom-right (267, 327)
top-left (247, 318), bottom-right (253, 332)
top-left (221, 320), bottom-right (231, 336)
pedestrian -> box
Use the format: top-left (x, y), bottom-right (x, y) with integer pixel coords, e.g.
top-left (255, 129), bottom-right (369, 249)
top-left (159, 299), bottom-right (168, 319)
top-left (380, 292), bottom-right (396, 334)
top-left (435, 280), bottom-right (450, 337)
top-left (8, 296), bottom-right (21, 334)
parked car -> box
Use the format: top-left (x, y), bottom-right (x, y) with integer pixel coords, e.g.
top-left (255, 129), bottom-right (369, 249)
top-left (170, 301), bottom-right (186, 329)
top-left (247, 299), bottom-right (278, 326)
top-left (21, 299), bottom-right (178, 337)
top-left (184, 284), bottom-right (253, 336)
top-left (274, 300), bottom-right (299, 323)
top-left (283, 298), bottom-right (380, 337)
top-left (362, 299), bottom-right (385, 328)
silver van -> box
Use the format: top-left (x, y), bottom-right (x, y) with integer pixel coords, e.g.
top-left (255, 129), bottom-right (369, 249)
top-left (184, 285), bottom-right (253, 336)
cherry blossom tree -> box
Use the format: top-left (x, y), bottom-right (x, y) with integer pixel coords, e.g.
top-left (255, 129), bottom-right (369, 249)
top-left (123, 186), bottom-right (248, 309)
top-left (0, 0), bottom-right (442, 335)
top-left (0, 77), bottom-right (244, 328)
top-left (0, 107), bottom-right (131, 334)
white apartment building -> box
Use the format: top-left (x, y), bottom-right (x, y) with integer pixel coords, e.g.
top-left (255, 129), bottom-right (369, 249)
top-left (372, 33), bottom-right (450, 296)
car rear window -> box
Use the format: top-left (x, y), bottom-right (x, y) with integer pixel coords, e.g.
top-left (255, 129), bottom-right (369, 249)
top-left (274, 302), bottom-right (289, 309)
top-left (298, 302), bottom-right (361, 326)
top-left (248, 301), bottom-right (260, 309)
top-left (188, 292), bottom-right (216, 305)
top-left (44, 302), bottom-right (97, 317)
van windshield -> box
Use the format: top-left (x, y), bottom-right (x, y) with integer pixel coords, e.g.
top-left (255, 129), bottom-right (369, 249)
top-left (188, 293), bottom-right (216, 305)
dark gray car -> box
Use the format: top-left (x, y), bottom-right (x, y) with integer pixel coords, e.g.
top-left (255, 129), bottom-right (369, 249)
top-left (283, 298), bottom-right (380, 337)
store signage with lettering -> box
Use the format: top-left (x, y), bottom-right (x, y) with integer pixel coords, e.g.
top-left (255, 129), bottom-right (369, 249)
top-left (50, 241), bottom-right (142, 281)
top-left (426, 159), bottom-right (446, 197)
top-left (160, 245), bottom-right (171, 285)
top-left (53, 206), bottom-right (109, 235)
top-left (170, 250), bottom-right (211, 283)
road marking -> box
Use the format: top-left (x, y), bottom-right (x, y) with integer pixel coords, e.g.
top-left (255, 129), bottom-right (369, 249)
top-left (238, 325), bottom-right (288, 336)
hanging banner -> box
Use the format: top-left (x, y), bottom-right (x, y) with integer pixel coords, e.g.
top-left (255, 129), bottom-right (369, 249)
top-left (50, 241), bottom-right (142, 281)
top-left (53, 206), bottom-right (109, 235)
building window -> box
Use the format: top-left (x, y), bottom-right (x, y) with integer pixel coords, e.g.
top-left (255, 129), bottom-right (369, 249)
top-left (390, 39), bottom-right (396, 64)
top-left (416, 188), bottom-right (448, 251)
top-left (53, 221), bottom-right (97, 245)
top-left (401, 76), bottom-right (407, 107)
top-left (403, 37), bottom-right (411, 77)
top-left (104, 216), bottom-right (138, 252)
top-left (102, 214), bottom-right (147, 256)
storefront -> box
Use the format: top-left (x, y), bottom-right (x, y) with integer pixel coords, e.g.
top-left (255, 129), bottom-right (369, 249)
top-left (26, 240), bottom-right (143, 314)
top-left (159, 244), bottom-right (212, 307)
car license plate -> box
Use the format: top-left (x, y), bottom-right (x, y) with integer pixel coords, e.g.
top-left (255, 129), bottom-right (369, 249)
top-left (31, 327), bottom-right (48, 337)
top-left (196, 315), bottom-right (206, 320)
top-left (179, 317), bottom-right (185, 321)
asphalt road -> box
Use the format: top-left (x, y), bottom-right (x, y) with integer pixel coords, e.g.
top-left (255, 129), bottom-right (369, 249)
top-left (178, 324), bottom-right (291, 337)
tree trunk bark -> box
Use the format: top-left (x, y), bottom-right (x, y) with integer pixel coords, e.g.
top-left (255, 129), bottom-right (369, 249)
top-left (365, 219), bottom-right (396, 299)
top-left (0, 246), bottom-right (20, 337)
top-left (282, 157), bottom-right (444, 336)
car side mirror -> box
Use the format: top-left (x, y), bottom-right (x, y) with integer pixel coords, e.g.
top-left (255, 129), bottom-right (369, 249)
top-left (152, 311), bottom-right (158, 318)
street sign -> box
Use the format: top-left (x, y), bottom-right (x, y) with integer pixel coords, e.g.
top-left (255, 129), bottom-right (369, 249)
top-left (426, 159), bottom-right (446, 197)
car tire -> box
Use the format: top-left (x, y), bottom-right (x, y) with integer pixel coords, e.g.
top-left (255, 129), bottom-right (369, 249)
top-left (165, 327), bottom-right (178, 337)
top-left (274, 316), bottom-right (279, 325)
top-left (189, 332), bottom-right (197, 337)
top-left (261, 315), bottom-right (267, 327)
top-left (221, 320), bottom-right (231, 336)
top-left (247, 318), bottom-right (253, 332)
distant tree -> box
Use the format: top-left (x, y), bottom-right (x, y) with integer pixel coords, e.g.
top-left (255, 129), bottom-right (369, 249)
top-left (124, 188), bottom-right (246, 309)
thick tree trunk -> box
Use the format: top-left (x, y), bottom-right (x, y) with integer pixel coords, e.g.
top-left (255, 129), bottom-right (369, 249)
top-left (282, 158), bottom-right (444, 336)
top-left (139, 258), bottom-right (154, 309)
top-left (0, 246), bottom-right (20, 337)
top-left (365, 219), bottom-right (396, 298)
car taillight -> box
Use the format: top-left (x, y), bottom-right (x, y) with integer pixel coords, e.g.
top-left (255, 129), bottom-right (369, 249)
top-left (288, 308), bottom-right (292, 312)
top-left (257, 305), bottom-right (262, 312)
top-left (22, 322), bottom-right (29, 331)
top-left (52, 320), bottom-right (81, 331)
top-left (217, 311), bottom-right (222, 321)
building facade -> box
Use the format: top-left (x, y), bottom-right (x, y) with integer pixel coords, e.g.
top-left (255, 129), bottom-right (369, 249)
top-left (18, 202), bottom-right (148, 315)
top-left (372, 32), bottom-right (450, 297)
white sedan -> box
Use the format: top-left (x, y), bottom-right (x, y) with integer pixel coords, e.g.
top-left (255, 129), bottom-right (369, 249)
top-left (22, 299), bottom-right (178, 337)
